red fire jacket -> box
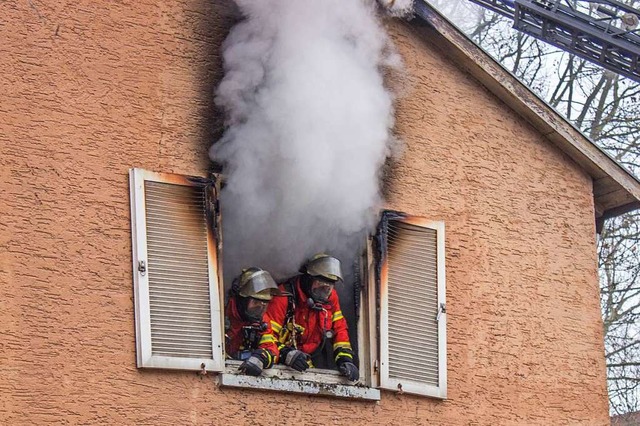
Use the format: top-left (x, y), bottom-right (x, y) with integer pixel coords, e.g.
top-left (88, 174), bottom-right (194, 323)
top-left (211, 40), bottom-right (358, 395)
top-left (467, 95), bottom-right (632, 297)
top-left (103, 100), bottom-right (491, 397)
top-left (224, 297), bottom-right (277, 367)
top-left (263, 277), bottom-right (353, 365)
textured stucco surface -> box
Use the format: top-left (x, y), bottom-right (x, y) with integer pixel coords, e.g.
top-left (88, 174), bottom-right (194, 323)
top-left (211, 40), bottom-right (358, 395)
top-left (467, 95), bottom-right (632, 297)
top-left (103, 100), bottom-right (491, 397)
top-left (1, 1), bottom-right (608, 425)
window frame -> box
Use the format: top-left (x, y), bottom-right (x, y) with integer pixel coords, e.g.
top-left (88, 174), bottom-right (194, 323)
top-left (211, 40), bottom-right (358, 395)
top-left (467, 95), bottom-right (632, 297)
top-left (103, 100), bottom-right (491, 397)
top-left (129, 168), bottom-right (225, 372)
top-left (129, 171), bottom-right (446, 400)
top-left (218, 245), bottom-right (382, 400)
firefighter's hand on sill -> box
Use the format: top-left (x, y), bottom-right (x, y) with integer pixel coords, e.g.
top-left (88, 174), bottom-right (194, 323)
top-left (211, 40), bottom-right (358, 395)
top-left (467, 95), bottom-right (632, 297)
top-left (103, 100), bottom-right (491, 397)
top-left (337, 360), bottom-right (359, 382)
top-left (238, 354), bottom-right (264, 376)
top-left (281, 348), bottom-right (310, 372)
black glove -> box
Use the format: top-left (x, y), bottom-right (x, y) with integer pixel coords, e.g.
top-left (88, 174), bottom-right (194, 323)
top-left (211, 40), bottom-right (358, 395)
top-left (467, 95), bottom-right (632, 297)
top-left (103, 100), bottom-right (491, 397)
top-left (238, 351), bottom-right (266, 377)
top-left (337, 360), bottom-right (359, 382)
top-left (281, 348), bottom-right (309, 372)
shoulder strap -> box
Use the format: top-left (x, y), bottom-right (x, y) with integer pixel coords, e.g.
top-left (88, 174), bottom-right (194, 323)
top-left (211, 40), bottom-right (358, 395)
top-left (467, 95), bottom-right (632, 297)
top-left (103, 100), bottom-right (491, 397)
top-left (283, 276), bottom-right (298, 322)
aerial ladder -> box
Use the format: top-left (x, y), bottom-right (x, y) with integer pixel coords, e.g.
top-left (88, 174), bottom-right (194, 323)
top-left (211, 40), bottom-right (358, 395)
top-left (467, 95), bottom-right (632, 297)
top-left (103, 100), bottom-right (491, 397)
top-left (416, 0), bottom-right (640, 83)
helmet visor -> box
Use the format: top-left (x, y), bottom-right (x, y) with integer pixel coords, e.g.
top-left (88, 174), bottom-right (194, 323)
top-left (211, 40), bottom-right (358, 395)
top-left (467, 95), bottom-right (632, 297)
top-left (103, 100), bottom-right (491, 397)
top-left (238, 270), bottom-right (281, 300)
top-left (306, 256), bottom-right (343, 282)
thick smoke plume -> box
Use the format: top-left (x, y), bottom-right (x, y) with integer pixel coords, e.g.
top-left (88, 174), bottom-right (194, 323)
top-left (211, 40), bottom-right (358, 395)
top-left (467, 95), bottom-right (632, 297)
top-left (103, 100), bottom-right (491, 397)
top-left (212, 0), bottom-right (401, 282)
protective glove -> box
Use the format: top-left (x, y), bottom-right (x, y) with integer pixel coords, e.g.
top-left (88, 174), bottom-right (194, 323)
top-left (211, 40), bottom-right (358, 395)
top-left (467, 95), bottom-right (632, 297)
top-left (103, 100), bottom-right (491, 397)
top-left (238, 351), bottom-right (266, 376)
top-left (337, 360), bottom-right (359, 382)
top-left (281, 348), bottom-right (310, 372)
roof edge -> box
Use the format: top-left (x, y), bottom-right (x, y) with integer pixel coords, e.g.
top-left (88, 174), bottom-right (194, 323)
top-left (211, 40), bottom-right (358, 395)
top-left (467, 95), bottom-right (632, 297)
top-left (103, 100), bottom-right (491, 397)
top-left (409, 1), bottom-right (640, 219)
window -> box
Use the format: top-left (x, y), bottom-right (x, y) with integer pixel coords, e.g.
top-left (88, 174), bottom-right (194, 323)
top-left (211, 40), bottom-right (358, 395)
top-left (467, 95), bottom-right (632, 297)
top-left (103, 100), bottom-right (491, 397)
top-left (129, 169), bottom-right (446, 400)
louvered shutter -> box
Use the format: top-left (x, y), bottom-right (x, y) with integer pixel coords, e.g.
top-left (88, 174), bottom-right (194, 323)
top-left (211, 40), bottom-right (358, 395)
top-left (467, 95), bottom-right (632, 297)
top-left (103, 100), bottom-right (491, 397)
top-left (129, 168), bottom-right (224, 371)
top-left (379, 217), bottom-right (446, 398)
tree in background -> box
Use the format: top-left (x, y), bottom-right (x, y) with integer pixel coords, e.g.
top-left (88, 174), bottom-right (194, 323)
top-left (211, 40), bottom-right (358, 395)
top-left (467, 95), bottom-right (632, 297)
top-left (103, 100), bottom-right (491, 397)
top-left (428, 0), bottom-right (640, 414)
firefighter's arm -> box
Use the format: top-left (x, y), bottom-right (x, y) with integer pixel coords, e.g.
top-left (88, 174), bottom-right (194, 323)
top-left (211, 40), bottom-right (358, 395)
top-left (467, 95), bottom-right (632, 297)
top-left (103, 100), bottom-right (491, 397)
top-left (257, 322), bottom-right (277, 368)
top-left (262, 295), bottom-right (289, 363)
top-left (331, 296), bottom-right (359, 381)
top-left (329, 291), bottom-right (354, 363)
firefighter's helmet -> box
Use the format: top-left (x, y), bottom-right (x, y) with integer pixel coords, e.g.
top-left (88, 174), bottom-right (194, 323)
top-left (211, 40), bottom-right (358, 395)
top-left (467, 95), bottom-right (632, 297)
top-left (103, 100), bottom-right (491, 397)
top-left (302, 254), bottom-right (343, 283)
top-left (237, 267), bottom-right (281, 301)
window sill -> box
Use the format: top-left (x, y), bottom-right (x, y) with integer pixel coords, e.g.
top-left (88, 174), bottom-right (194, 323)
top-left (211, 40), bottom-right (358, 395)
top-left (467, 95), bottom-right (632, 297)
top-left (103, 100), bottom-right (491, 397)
top-left (220, 361), bottom-right (380, 401)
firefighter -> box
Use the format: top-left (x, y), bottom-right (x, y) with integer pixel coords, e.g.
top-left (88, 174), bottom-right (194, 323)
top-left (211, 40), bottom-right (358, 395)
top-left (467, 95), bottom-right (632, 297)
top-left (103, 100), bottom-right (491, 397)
top-left (225, 267), bottom-right (281, 377)
top-left (264, 254), bottom-right (360, 382)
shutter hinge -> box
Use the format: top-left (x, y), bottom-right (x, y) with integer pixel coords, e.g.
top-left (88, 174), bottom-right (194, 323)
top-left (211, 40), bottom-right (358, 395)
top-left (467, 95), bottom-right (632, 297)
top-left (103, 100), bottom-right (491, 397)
top-left (374, 359), bottom-right (380, 372)
top-left (437, 303), bottom-right (446, 321)
top-left (138, 260), bottom-right (147, 276)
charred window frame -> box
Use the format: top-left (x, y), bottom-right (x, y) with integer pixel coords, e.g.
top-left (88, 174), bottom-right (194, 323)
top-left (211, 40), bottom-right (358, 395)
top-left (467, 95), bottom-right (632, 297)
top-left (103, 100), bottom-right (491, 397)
top-left (129, 170), bottom-right (445, 400)
top-left (220, 245), bottom-right (381, 400)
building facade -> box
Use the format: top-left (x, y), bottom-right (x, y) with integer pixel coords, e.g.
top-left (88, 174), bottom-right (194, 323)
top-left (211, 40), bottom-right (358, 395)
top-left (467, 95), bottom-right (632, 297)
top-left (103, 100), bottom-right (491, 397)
top-left (2, 1), bottom-right (636, 424)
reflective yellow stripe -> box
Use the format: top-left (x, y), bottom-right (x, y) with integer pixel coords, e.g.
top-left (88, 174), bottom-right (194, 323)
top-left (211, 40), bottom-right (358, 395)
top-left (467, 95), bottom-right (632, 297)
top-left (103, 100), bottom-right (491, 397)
top-left (332, 311), bottom-right (344, 322)
top-left (333, 341), bottom-right (352, 351)
top-left (259, 334), bottom-right (276, 344)
top-left (270, 321), bottom-right (282, 333)
top-left (335, 352), bottom-right (353, 362)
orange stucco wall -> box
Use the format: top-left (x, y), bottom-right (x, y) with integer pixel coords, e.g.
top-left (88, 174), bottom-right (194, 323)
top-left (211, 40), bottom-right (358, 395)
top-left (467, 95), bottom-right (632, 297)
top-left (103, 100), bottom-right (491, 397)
top-left (1, 1), bottom-right (608, 425)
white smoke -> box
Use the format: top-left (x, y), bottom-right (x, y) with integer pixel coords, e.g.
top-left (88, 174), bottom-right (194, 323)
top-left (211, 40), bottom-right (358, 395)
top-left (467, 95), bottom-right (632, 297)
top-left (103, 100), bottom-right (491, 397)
top-left (212, 0), bottom-right (401, 282)
top-left (378, 0), bottom-right (415, 18)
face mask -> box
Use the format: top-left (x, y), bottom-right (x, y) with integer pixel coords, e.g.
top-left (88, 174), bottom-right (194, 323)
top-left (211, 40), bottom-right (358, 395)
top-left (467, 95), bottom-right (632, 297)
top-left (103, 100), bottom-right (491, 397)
top-left (243, 298), bottom-right (268, 322)
top-left (310, 280), bottom-right (334, 303)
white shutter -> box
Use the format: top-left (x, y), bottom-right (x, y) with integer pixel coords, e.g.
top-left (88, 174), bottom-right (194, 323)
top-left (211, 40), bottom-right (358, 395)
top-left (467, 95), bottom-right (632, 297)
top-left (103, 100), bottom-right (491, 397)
top-left (379, 217), bottom-right (446, 398)
top-left (129, 168), bottom-right (224, 371)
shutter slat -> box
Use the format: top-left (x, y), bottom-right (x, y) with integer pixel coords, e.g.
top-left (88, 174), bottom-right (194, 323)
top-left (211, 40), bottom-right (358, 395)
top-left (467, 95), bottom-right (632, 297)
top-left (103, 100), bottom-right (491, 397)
top-left (150, 322), bottom-right (213, 333)
top-left (388, 266), bottom-right (438, 284)
top-left (389, 364), bottom-right (439, 383)
top-left (146, 279), bottom-right (213, 292)
top-left (147, 262), bottom-right (211, 276)
top-left (386, 254), bottom-right (437, 273)
top-left (150, 287), bottom-right (211, 298)
top-left (145, 181), bottom-right (213, 359)
top-left (150, 312), bottom-right (212, 322)
top-left (149, 319), bottom-right (209, 333)
top-left (387, 332), bottom-right (440, 350)
top-left (388, 282), bottom-right (438, 299)
top-left (148, 271), bottom-right (209, 282)
top-left (147, 231), bottom-right (211, 245)
top-left (151, 330), bottom-right (211, 347)
top-left (152, 348), bottom-right (212, 358)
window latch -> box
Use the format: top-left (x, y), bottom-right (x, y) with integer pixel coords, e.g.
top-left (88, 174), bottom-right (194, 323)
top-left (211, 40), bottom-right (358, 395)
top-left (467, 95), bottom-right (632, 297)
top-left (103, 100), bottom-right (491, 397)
top-left (138, 260), bottom-right (147, 276)
top-left (436, 303), bottom-right (446, 321)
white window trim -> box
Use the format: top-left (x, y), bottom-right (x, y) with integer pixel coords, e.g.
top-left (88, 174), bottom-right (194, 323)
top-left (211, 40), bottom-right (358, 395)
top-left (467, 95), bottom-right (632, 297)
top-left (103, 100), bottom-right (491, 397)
top-left (129, 168), bottom-right (225, 372)
top-left (129, 172), bottom-right (446, 400)
top-left (221, 361), bottom-right (381, 401)
top-left (379, 218), bottom-right (447, 399)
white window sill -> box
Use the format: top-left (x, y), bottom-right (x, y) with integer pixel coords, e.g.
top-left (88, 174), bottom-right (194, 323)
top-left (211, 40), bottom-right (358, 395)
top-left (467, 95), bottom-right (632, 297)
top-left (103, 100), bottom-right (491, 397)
top-left (220, 361), bottom-right (380, 401)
